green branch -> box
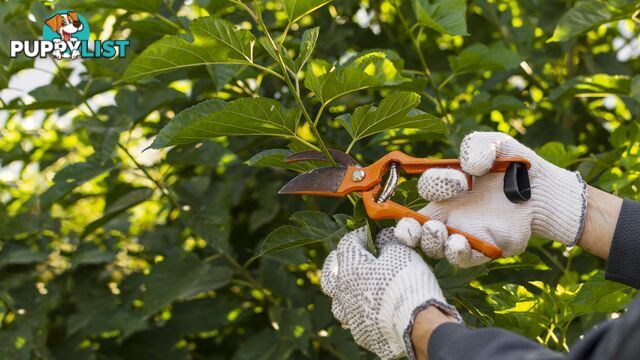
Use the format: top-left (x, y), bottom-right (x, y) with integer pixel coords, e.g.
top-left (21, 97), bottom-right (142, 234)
top-left (251, 6), bottom-right (336, 165)
top-left (394, 6), bottom-right (450, 120)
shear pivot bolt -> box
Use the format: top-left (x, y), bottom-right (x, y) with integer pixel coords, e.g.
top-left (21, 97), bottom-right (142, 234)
top-left (351, 169), bottom-right (366, 182)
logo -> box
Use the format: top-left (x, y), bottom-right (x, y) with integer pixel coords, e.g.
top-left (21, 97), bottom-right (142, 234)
top-left (10, 10), bottom-right (130, 60)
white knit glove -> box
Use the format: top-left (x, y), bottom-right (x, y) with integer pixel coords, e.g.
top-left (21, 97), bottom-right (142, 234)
top-left (321, 227), bottom-right (461, 359)
top-left (394, 132), bottom-right (587, 268)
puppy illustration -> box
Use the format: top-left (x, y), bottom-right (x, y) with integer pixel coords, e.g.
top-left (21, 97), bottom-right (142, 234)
top-left (45, 12), bottom-right (83, 59)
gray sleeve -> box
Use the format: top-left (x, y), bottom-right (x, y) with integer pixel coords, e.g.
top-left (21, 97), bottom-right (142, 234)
top-left (428, 323), bottom-right (562, 360)
top-left (605, 199), bottom-right (640, 289)
top-left (428, 297), bottom-right (640, 360)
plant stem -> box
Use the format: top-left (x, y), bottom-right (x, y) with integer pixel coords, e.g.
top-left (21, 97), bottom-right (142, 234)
top-left (438, 73), bottom-right (456, 90)
top-left (345, 140), bottom-right (356, 154)
top-left (537, 246), bottom-right (565, 272)
top-left (117, 143), bottom-right (181, 208)
top-left (312, 102), bottom-right (327, 127)
top-left (154, 12), bottom-right (185, 32)
top-left (395, 7), bottom-right (450, 119)
top-left (253, 9), bottom-right (336, 164)
top-left (232, 0), bottom-right (258, 20)
top-left (251, 63), bottom-right (286, 81)
top-left (161, 0), bottom-right (189, 31)
top-left (293, 136), bottom-right (322, 152)
top-left (278, 23), bottom-right (292, 50)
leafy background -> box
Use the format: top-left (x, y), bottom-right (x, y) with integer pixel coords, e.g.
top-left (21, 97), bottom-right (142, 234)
top-left (1, 0), bottom-right (640, 358)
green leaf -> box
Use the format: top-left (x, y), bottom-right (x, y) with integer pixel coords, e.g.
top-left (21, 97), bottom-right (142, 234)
top-left (69, 244), bottom-right (116, 269)
top-left (269, 307), bottom-right (312, 354)
top-left (413, 0), bottom-right (468, 36)
top-left (304, 51), bottom-right (408, 104)
top-left (84, 111), bottom-right (133, 161)
top-left (207, 64), bottom-right (246, 91)
top-left (115, 88), bottom-right (186, 124)
top-left (166, 142), bottom-right (225, 166)
top-left (630, 75), bottom-right (640, 104)
top-left (433, 260), bottom-right (488, 295)
top-left (281, 0), bottom-right (332, 24)
top-left (284, 27), bottom-right (320, 73)
top-left (391, 179), bottom-right (427, 210)
top-left (548, 0), bottom-right (609, 42)
top-left (249, 182), bottom-right (282, 233)
top-left (0, 245), bottom-right (48, 268)
top-left (182, 182), bottom-right (233, 252)
top-left (258, 36), bottom-right (280, 62)
top-left (3, 84), bottom-right (82, 110)
top-left (150, 98), bottom-right (300, 148)
top-left (81, 187), bottom-right (153, 238)
top-left (167, 296), bottom-right (247, 336)
top-left (232, 329), bottom-right (294, 360)
top-left (487, 252), bottom-right (550, 271)
top-left (247, 212), bottom-right (348, 264)
top-left (121, 17), bottom-right (255, 82)
top-left (317, 326), bottom-right (361, 360)
top-left (246, 149), bottom-right (316, 172)
top-left (462, 93), bottom-right (525, 115)
top-left (448, 44), bottom-right (522, 74)
top-left (537, 142), bottom-right (585, 168)
top-left (548, 74), bottom-right (631, 101)
top-left (569, 272), bottom-right (635, 315)
top-left (339, 91), bottom-right (444, 143)
top-left (39, 156), bottom-right (118, 209)
top-left (548, 0), bottom-right (639, 42)
top-left (142, 253), bottom-right (233, 316)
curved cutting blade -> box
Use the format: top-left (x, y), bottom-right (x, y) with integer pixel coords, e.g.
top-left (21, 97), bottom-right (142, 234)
top-left (284, 149), bottom-right (359, 167)
top-left (278, 167), bottom-right (348, 196)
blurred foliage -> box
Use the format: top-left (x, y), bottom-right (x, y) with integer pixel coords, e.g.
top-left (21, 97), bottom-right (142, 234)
top-left (1, 0), bottom-right (640, 358)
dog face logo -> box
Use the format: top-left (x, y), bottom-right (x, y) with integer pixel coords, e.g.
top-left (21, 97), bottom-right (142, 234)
top-left (45, 12), bottom-right (83, 41)
top-left (42, 10), bottom-right (90, 59)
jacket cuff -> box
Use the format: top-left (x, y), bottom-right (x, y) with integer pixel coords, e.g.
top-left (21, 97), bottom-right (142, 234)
top-left (605, 198), bottom-right (640, 290)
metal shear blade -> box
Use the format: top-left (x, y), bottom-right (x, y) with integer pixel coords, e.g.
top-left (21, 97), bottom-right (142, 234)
top-left (278, 167), bottom-right (348, 196)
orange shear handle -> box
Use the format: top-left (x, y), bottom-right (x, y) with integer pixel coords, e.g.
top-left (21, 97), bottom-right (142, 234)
top-left (361, 189), bottom-right (503, 259)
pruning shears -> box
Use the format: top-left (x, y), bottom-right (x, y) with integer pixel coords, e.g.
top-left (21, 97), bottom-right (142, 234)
top-left (278, 149), bottom-right (532, 259)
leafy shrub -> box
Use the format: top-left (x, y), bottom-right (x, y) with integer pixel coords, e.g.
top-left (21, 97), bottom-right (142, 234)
top-left (1, 0), bottom-right (640, 358)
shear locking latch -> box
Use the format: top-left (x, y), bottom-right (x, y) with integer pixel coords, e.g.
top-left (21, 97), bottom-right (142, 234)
top-left (503, 162), bottom-right (531, 204)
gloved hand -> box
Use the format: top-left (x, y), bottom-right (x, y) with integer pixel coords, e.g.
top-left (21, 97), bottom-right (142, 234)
top-left (321, 227), bottom-right (461, 359)
top-left (394, 132), bottom-right (587, 268)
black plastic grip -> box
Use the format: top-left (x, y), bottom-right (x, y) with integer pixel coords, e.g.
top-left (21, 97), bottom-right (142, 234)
top-left (503, 162), bottom-right (531, 203)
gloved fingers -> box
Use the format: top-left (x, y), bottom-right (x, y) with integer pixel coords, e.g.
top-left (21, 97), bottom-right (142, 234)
top-left (417, 168), bottom-right (469, 201)
top-left (376, 227), bottom-right (418, 258)
top-left (337, 227), bottom-right (374, 268)
top-left (420, 220), bottom-right (447, 259)
top-left (460, 132), bottom-right (521, 176)
top-left (375, 227), bottom-right (403, 251)
top-left (394, 217), bottom-right (422, 248)
top-left (320, 250), bottom-right (339, 297)
top-left (444, 234), bottom-right (491, 268)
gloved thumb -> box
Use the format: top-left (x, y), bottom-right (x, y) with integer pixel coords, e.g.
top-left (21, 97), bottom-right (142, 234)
top-left (375, 227), bottom-right (408, 254)
top-left (320, 251), bottom-right (339, 297)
